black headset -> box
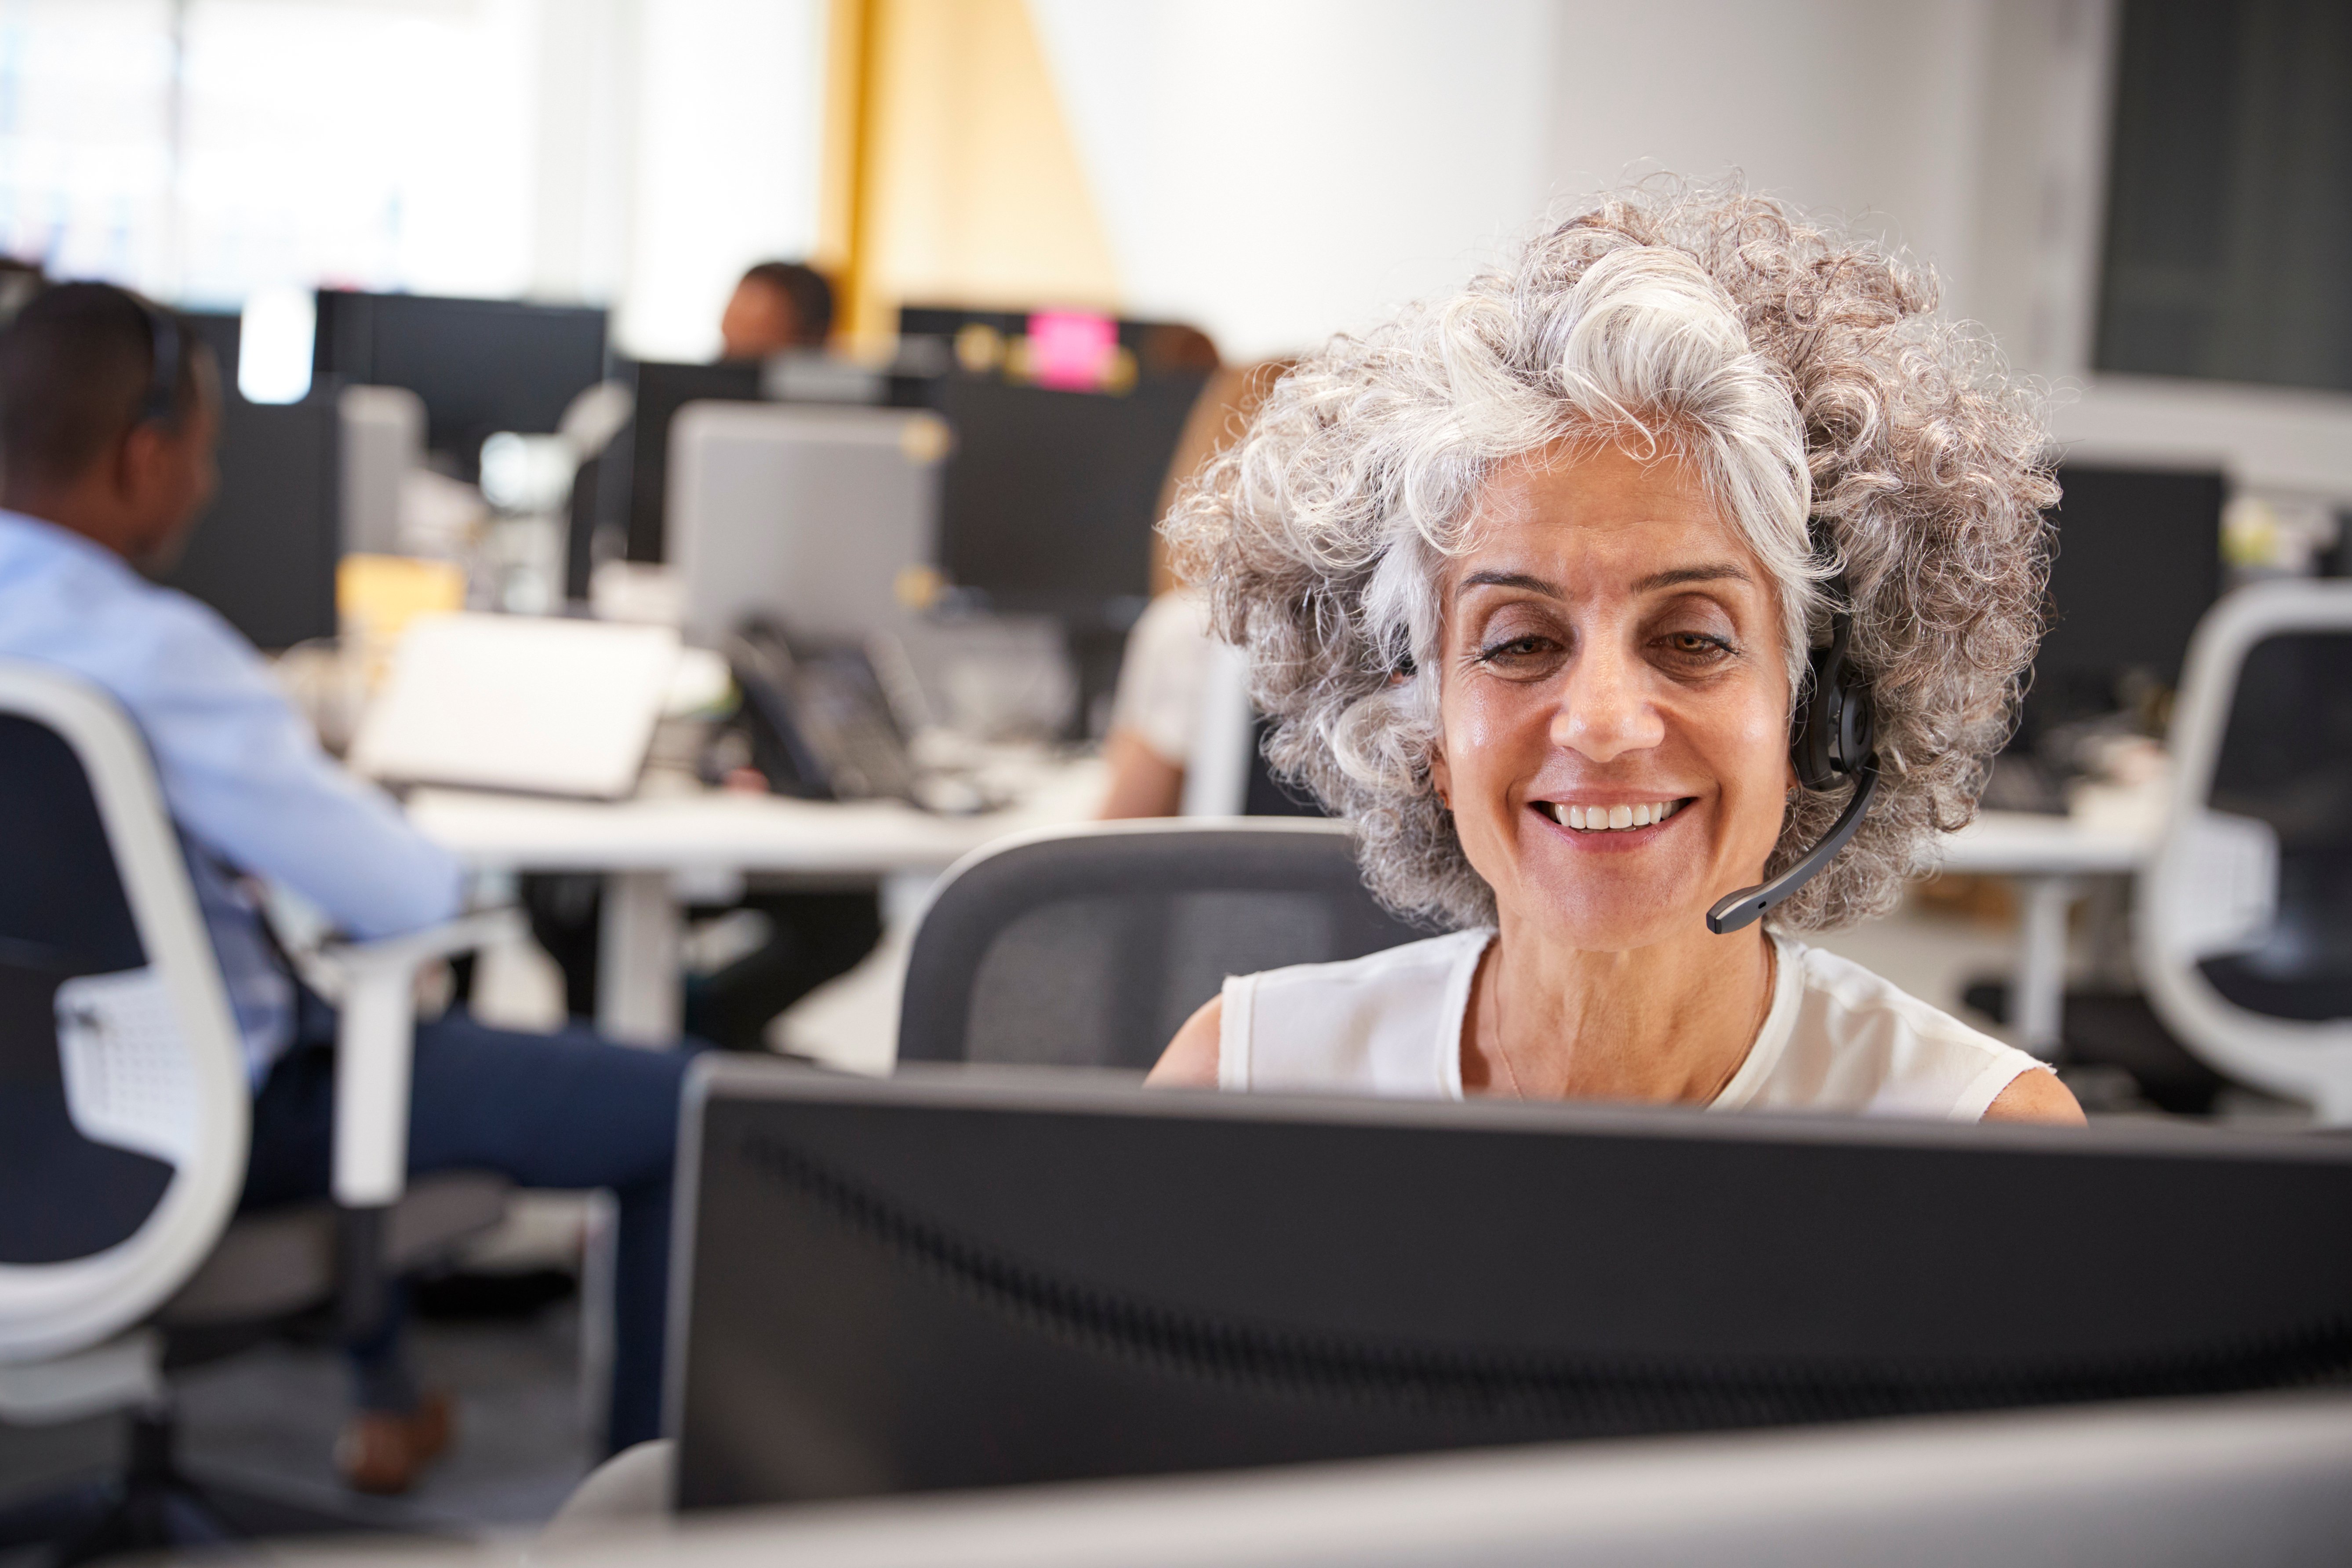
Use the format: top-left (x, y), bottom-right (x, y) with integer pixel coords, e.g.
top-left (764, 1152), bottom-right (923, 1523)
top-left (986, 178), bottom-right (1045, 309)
top-left (132, 295), bottom-right (185, 430)
top-left (1704, 546), bottom-right (1881, 935)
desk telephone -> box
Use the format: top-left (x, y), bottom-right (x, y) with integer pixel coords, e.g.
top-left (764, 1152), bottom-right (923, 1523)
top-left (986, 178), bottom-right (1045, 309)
top-left (717, 621), bottom-right (923, 804)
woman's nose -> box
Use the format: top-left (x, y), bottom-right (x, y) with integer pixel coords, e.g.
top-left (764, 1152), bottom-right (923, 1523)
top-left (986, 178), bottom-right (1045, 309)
top-left (1550, 643), bottom-right (1665, 764)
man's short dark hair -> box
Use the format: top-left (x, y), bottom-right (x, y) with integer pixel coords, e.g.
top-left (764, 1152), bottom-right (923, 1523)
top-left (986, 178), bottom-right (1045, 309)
top-left (739, 261), bottom-right (836, 345)
top-left (0, 282), bottom-right (205, 491)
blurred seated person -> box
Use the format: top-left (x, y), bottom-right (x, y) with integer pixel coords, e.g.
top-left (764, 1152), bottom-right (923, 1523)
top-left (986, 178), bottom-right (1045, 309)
top-left (720, 259), bottom-right (836, 360)
top-left (1100, 358), bottom-right (1294, 819)
top-left (0, 284), bottom-right (694, 1492)
top-left (1147, 184), bottom-right (2083, 1127)
top-left (533, 255), bottom-right (880, 1047)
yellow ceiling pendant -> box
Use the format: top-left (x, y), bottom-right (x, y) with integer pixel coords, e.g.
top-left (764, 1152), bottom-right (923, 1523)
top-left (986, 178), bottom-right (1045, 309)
top-left (820, 0), bottom-right (1122, 348)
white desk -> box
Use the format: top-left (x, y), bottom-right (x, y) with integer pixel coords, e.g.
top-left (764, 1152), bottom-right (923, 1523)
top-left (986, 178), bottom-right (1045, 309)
top-left (1932, 808), bottom-right (2156, 1058)
top-left (409, 758), bottom-right (1106, 1043)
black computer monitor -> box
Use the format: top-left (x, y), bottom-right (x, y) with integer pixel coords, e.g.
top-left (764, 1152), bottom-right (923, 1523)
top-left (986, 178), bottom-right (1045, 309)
top-left (929, 372), bottom-right (1204, 623)
top-left (617, 360), bottom-right (766, 564)
top-left (312, 289), bottom-right (607, 476)
top-left (671, 1061), bottom-right (2352, 1511)
top-left (2028, 462), bottom-right (2226, 735)
top-left (181, 307), bottom-right (241, 389)
top-left (160, 388), bottom-right (341, 651)
top-left (898, 303), bottom-right (1214, 367)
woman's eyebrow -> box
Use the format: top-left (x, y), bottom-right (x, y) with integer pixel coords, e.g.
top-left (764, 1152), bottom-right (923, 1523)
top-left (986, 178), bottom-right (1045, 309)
top-left (1457, 569), bottom-right (1560, 597)
top-left (1635, 563), bottom-right (1751, 592)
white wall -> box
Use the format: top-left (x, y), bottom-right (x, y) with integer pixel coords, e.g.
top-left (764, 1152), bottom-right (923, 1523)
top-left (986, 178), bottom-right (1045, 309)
top-left (1031, 0), bottom-right (1560, 362)
top-left (611, 0), bottom-right (827, 361)
top-left (1541, 0), bottom-right (1997, 320)
top-left (527, 0), bottom-right (828, 362)
top-left (1036, 0), bottom-right (2352, 504)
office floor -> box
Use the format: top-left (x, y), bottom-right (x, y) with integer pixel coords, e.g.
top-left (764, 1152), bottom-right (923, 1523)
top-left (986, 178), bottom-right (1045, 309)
top-left (0, 1302), bottom-right (589, 1557)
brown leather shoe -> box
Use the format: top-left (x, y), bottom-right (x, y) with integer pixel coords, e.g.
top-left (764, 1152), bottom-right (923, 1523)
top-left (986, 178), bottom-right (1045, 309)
top-left (336, 1389), bottom-right (454, 1496)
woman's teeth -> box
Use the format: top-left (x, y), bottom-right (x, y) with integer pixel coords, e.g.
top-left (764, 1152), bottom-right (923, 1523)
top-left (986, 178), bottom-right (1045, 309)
top-left (1542, 800), bottom-right (1683, 832)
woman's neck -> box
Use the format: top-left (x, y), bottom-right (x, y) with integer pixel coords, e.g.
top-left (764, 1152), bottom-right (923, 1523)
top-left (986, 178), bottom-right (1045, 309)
top-left (1462, 916), bottom-right (1775, 1102)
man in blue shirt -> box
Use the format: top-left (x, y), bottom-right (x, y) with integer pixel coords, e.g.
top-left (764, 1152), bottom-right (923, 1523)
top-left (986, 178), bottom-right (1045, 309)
top-left (0, 284), bottom-right (690, 1492)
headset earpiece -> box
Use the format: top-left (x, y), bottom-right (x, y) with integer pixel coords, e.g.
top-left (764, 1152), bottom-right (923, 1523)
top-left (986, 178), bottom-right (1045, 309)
top-left (1793, 594), bottom-right (1875, 792)
top-left (134, 297), bottom-right (183, 430)
top-left (1705, 564), bottom-right (1883, 935)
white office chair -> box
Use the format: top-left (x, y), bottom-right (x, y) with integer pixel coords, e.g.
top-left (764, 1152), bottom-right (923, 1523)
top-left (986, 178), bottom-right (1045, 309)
top-left (2137, 581), bottom-right (2352, 1122)
top-left (0, 661), bottom-right (516, 1557)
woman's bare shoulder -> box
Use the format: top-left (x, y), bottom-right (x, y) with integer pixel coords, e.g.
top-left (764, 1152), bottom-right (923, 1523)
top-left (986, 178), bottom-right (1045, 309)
top-left (1981, 1066), bottom-right (2086, 1126)
top-left (1145, 995), bottom-right (1223, 1088)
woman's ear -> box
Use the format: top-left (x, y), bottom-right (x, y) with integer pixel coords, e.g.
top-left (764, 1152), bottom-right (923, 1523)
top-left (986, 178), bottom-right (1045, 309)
top-left (1430, 742), bottom-right (1453, 811)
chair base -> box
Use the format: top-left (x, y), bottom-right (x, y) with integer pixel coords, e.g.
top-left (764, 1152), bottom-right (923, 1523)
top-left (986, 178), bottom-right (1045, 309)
top-left (0, 1408), bottom-right (365, 1565)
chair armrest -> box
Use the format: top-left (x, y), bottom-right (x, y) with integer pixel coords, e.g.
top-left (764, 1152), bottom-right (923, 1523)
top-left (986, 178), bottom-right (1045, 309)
top-left (318, 907), bottom-right (528, 982)
top-left (322, 909), bottom-right (524, 1209)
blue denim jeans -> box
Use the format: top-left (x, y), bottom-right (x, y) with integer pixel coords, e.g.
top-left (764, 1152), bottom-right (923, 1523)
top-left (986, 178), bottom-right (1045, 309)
top-left (241, 993), bottom-right (696, 1452)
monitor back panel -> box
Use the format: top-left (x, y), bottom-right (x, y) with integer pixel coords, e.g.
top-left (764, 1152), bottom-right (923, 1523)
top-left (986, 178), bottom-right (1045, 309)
top-left (314, 290), bottom-right (607, 470)
top-left (2032, 462), bottom-right (2226, 725)
top-left (673, 1065), bottom-right (2352, 1510)
top-left (931, 374), bottom-right (1203, 620)
top-left (668, 402), bottom-right (944, 648)
top-left (160, 392), bottom-right (340, 651)
top-left (622, 360), bottom-right (766, 563)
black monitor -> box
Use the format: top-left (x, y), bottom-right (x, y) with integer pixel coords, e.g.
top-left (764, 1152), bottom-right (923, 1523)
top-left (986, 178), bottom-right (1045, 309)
top-left (160, 383), bottom-right (341, 651)
top-left (312, 289), bottom-right (607, 476)
top-left (670, 1060), bottom-right (2352, 1512)
top-left (617, 360), bottom-right (766, 564)
top-left (2028, 462), bottom-right (2226, 734)
top-left (180, 307), bottom-right (241, 389)
top-left (930, 372), bottom-right (1203, 623)
top-left (898, 303), bottom-right (1214, 365)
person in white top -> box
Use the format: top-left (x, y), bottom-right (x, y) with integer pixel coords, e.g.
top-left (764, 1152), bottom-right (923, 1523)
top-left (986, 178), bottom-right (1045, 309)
top-left (1146, 181), bottom-right (2082, 1126)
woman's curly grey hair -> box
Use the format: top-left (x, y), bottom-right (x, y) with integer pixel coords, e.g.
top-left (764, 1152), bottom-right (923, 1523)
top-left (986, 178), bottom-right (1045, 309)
top-left (1164, 180), bottom-right (2057, 931)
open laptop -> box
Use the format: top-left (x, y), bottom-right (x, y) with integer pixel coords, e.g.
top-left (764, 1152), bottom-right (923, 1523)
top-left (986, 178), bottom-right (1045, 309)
top-left (349, 612), bottom-right (680, 800)
top-left (666, 1059), bottom-right (2352, 1511)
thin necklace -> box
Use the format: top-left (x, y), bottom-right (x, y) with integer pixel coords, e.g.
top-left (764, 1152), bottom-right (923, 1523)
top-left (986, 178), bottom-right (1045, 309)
top-left (1485, 943), bottom-right (1527, 1099)
top-left (1482, 934), bottom-right (1773, 1104)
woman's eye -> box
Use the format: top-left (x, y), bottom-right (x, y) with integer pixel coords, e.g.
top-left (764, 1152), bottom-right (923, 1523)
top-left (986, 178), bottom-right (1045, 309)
top-left (1476, 634), bottom-right (1558, 667)
top-left (1657, 630), bottom-right (1733, 663)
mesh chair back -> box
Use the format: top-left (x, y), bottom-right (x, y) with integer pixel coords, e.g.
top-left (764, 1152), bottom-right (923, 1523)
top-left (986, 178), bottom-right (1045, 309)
top-left (0, 662), bottom-right (248, 1361)
top-left (898, 821), bottom-right (1431, 1071)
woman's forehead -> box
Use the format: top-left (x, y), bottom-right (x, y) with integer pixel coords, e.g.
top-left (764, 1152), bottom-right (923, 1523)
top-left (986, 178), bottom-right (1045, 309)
top-left (1454, 445), bottom-right (1755, 594)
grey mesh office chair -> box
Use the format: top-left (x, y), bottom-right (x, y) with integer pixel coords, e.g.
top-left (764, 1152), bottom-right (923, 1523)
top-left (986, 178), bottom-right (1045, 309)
top-left (2138, 582), bottom-right (2352, 1122)
top-left (897, 820), bottom-right (1429, 1072)
top-left (0, 662), bottom-right (513, 1559)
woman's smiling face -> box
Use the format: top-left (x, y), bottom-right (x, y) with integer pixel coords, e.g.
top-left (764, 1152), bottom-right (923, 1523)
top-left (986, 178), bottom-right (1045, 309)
top-left (1429, 441), bottom-right (1794, 950)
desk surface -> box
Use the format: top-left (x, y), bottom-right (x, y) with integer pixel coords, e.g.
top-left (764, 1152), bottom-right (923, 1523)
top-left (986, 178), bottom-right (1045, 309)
top-left (407, 757), bottom-right (1108, 876)
top-left (410, 772), bottom-right (2151, 882)
top-left (1934, 808), bottom-right (2152, 877)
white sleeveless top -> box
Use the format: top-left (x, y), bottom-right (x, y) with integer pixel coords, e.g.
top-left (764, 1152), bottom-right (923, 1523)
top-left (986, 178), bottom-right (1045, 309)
top-left (1217, 930), bottom-right (2045, 1121)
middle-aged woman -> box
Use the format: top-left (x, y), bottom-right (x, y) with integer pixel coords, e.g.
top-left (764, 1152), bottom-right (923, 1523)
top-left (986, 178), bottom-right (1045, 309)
top-left (1148, 182), bottom-right (2083, 1125)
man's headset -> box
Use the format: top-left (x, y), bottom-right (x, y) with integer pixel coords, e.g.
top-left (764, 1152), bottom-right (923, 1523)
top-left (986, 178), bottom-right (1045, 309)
top-left (1703, 549), bottom-right (1880, 935)
top-left (132, 294), bottom-right (185, 430)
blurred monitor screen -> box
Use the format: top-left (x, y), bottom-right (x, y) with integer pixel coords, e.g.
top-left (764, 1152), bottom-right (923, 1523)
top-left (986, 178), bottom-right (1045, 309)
top-left (666, 401), bottom-right (944, 648)
top-left (312, 290), bottom-right (607, 475)
top-left (930, 371), bottom-right (1203, 623)
top-left (158, 371), bottom-right (340, 652)
top-left (620, 359), bottom-right (765, 564)
top-left (673, 1062), bottom-right (2352, 1511)
top-left (2028, 462), bottom-right (2225, 732)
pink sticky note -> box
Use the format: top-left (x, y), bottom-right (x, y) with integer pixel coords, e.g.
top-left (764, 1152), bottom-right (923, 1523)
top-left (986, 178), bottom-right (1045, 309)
top-left (1027, 309), bottom-right (1117, 390)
